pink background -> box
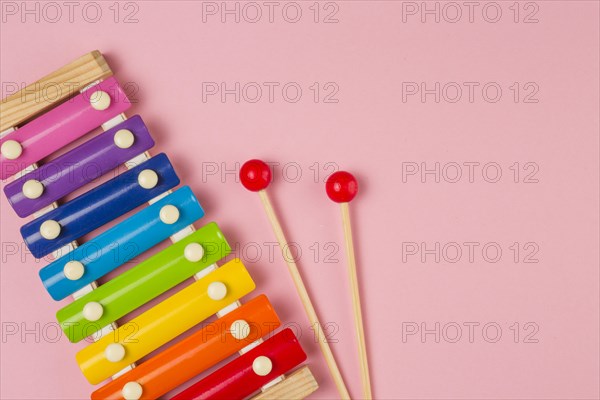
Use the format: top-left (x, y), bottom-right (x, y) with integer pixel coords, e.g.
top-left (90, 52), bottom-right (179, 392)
top-left (1, 1), bottom-right (599, 399)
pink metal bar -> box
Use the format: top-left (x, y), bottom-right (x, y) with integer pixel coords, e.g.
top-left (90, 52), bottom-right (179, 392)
top-left (0, 76), bottom-right (131, 180)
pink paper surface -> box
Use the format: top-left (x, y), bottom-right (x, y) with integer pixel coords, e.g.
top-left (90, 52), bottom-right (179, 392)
top-left (1, 2), bottom-right (598, 399)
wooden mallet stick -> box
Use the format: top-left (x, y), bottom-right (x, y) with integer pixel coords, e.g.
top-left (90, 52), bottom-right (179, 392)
top-left (326, 171), bottom-right (372, 400)
top-left (240, 159), bottom-right (351, 400)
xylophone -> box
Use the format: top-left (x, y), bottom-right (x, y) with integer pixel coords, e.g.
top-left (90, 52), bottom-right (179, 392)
top-left (0, 51), bottom-right (321, 400)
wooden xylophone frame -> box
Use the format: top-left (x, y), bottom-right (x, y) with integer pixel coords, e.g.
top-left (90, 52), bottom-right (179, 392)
top-left (0, 51), bottom-right (319, 400)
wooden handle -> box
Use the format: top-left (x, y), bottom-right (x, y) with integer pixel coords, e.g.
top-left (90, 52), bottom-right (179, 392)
top-left (341, 202), bottom-right (372, 400)
top-left (258, 190), bottom-right (351, 400)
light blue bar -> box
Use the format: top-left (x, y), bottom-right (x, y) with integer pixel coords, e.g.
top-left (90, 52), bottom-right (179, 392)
top-left (39, 186), bottom-right (204, 300)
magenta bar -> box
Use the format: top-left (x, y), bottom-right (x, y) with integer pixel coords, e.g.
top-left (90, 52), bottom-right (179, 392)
top-left (3, 115), bottom-right (154, 218)
top-left (0, 76), bottom-right (131, 180)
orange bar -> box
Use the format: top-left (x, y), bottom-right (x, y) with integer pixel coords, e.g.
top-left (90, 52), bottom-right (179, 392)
top-left (91, 295), bottom-right (280, 400)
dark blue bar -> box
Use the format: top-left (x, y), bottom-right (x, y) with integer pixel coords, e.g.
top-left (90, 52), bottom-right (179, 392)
top-left (21, 153), bottom-right (179, 258)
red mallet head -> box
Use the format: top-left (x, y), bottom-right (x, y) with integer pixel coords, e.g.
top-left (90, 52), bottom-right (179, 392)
top-left (326, 171), bottom-right (358, 203)
top-left (240, 159), bottom-right (272, 192)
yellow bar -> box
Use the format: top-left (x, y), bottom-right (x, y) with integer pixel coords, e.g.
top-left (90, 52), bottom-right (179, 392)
top-left (76, 259), bottom-right (255, 384)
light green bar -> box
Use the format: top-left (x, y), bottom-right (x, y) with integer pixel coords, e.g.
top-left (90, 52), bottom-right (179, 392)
top-left (57, 222), bottom-right (230, 343)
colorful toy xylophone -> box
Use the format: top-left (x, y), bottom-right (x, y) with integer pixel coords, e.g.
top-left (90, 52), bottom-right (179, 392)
top-left (0, 51), bottom-right (321, 399)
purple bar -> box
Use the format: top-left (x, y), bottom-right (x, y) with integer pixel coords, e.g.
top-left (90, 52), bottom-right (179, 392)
top-left (3, 115), bottom-right (154, 218)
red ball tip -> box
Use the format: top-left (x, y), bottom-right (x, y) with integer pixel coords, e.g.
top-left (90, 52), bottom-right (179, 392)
top-left (240, 159), bottom-right (272, 192)
top-left (326, 171), bottom-right (358, 203)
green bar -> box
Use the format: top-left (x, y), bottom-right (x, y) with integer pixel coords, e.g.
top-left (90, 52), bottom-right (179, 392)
top-left (57, 222), bottom-right (231, 343)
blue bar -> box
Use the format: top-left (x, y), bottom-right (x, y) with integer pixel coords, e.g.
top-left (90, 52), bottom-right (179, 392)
top-left (21, 153), bottom-right (179, 258)
top-left (39, 186), bottom-right (204, 300)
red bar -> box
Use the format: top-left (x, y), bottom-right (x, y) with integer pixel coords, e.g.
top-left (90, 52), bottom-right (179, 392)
top-left (172, 328), bottom-right (306, 400)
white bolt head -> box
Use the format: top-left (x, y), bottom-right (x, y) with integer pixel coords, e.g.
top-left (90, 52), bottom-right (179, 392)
top-left (105, 343), bottom-right (126, 362)
top-left (207, 281), bottom-right (227, 301)
top-left (138, 169), bottom-right (159, 189)
top-left (114, 129), bottom-right (135, 149)
top-left (40, 220), bottom-right (61, 240)
top-left (159, 205), bottom-right (180, 224)
top-left (252, 356), bottom-right (273, 376)
top-left (90, 90), bottom-right (111, 111)
top-left (122, 381), bottom-right (143, 400)
top-left (230, 319), bottom-right (251, 340)
top-left (184, 243), bottom-right (204, 262)
top-left (82, 302), bottom-right (104, 322)
top-left (64, 261), bottom-right (85, 280)
top-left (22, 179), bottom-right (44, 199)
top-left (1, 140), bottom-right (23, 160)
